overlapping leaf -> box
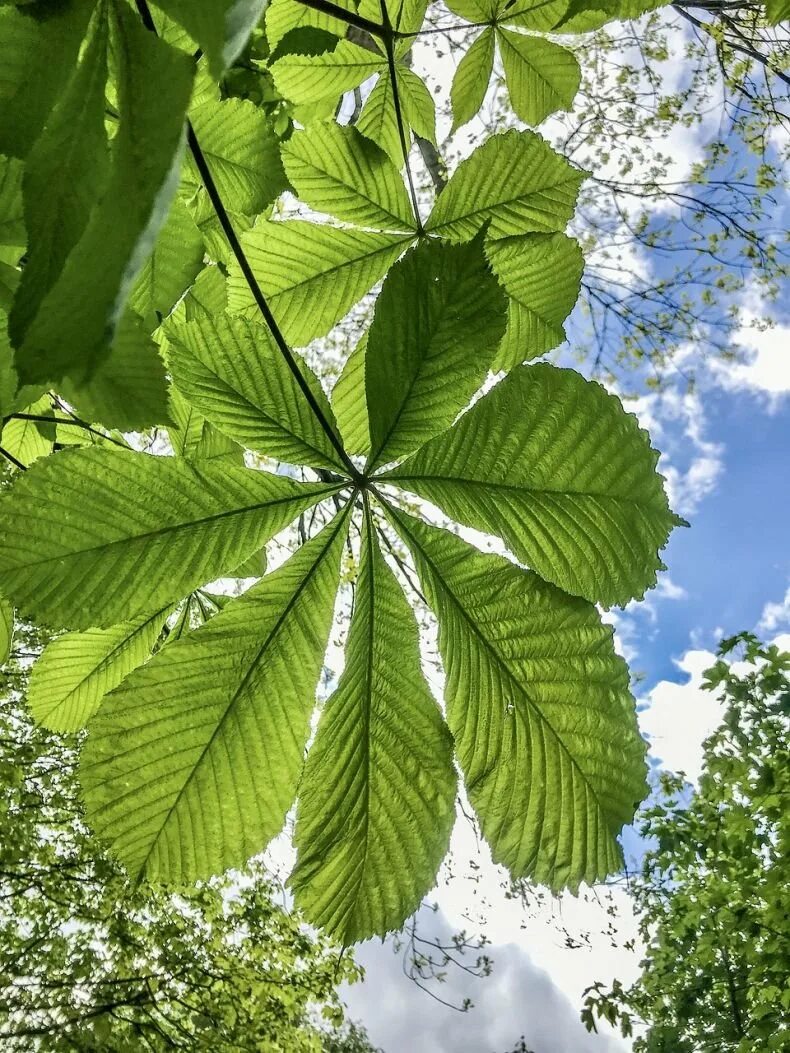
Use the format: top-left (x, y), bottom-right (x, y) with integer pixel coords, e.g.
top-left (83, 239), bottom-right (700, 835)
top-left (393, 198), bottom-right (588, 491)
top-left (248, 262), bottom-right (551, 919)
top-left (27, 607), bottom-right (171, 733)
top-left (387, 509), bottom-right (647, 890)
top-left (80, 512), bottom-right (349, 884)
top-left (291, 514), bottom-right (456, 942)
top-left (364, 238), bottom-right (508, 468)
top-left (0, 447), bottom-right (339, 629)
top-left (16, 4), bottom-right (194, 386)
top-left (281, 124), bottom-right (416, 231)
top-left (166, 311), bottom-right (346, 470)
top-left (385, 364), bottom-right (678, 607)
top-left (153, 0), bottom-right (268, 78)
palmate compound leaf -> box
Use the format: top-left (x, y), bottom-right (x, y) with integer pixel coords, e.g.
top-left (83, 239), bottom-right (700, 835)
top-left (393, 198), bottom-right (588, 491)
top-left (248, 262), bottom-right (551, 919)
top-left (27, 607), bottom-right (172, 733)
top-left (281, 123), bottom-right (417, 232)
top-left (227, 221), bottom-right (414, 346)
top-left (80, 509), bottom-right (350, 884)
top-left (0, 447), bottom-right (340, 630)
top-left (425, 129), bottom-right (586, 243)
top-left (291, 511), bottom-right (456, 943)
top-left (486, 232), bottom-right (584, 369)
top-left (363, 237), bottom-right (508, 469)
top-left (17, 4), bottom-right (194, 387)
top-left (386, 507), bottom-right (648, 890)
top-left (166, 311), bottom-right (347, 471)
top-left (384, 364), bottom-right (680, 608)
top-left (230, 128), bottom-right (578, 348)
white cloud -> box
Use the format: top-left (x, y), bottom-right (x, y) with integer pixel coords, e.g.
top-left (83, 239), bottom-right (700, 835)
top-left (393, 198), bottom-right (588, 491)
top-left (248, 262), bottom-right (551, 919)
top-left (711, 284), bottom-right (790, 406)
top-left (638, 648), bottom-right (723, 783)
top-left (628, 388), bottom-right (724, 517)
top-left (343, 906), bottom-right (630, 1053)
top-left (759, 584), bottom-right (790, 632)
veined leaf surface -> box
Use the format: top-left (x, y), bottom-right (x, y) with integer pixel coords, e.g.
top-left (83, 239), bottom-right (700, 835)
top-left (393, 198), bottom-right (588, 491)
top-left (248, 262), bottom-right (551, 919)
top-left (292, 514), bottom-right (456, 942)
top-left (81, 512), bottom-right (349, 883)
top-left (388, 509), bottom-right (648, 890)
top-left (0, 447), bottom-right (339, 629)
top-left (385, 364), bottom-right (678, 607)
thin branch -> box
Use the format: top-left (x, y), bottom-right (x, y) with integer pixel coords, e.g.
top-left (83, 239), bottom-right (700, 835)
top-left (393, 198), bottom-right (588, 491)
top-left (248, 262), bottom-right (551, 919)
top-left (0, 445), bottom-right (27, 471)
top-left (379, 1), bottom-right (423, 230)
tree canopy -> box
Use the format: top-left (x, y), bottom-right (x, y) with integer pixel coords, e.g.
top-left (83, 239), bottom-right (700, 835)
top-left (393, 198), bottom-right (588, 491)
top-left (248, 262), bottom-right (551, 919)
top-left (582, 634), bottom-right (790, 1052)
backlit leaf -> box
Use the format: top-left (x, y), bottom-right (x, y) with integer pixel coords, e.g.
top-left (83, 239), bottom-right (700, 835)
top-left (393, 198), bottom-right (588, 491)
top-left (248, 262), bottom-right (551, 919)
top-left (167, 311), bottom-right (346, 470)
top-left (292, 514), bottom-right (456, 942)
top-left (385, 364), bottom-right (678, 607)
top-left (27, 607), bottom-right (172, 732)
top-left (282, 123), bottom-right (416, 231)
top-left (365, 238), bottom-right (507, 469)
top-left (426, 129), bottom-right (586, 242)
top-left (450, 27), bottom-right (494, 133)
top-left (81, 511), bottom-right (350, 883)
top-left (227, 220), bottom-right (413, 345)
top-left (388, 509), bottom-right (647, 890)
top-left (0, 447), bottom-right (339, 628)
top-left (497, 29), bottom-right (581, 126)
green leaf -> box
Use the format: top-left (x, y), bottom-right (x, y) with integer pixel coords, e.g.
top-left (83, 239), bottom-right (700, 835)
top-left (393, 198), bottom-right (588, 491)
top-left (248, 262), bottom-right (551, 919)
top-left (384, 364), bottom-right (678, 607)
top-left (59, 311), bottom-right (171, 432)
top-left (185, 98), bottom-right (287, 216)
top-left (443, 0), bottom-right (499, 21)
top-left (554, 0), bottom-right (668, 32)
top-left (10, 6), bottom-right (109, 346)
top-left (266, 0), bottom-right (349, 49)
top-left (271, 40), bottom-right (386, 105)
top-left (292, 513), bottom-right (456, 942)
top-left (227, 220), bottom-right (413, 346)
top-left (27, 607), bottom-right (172, 733)
top-left (396, 67), bottom-right (436, 144)
top-left (357, 74), bottom-right (401, 166)
top-left (0, 0), bottom-right (94, 158)
top-left (497, 29), bottom-right (581, 126)
top-left (0, 447), bottom-right (339, 629)
top-left (365, 238), bottom-right (507, 469)
top-left (450, 27), bottom-right (494, 133)
top-left (127, 197), bottom-right (204, 332)
top-left (194, 422), bottom-right (245, 466)
top-left (332, 336), bottom-right (370, 457)
top-left (18, 5), bottom-right (194, 387)
top-left (153, 0), bottom-right (267, 79)
top-left (166, 311), bottom-right (346, 470)
top-left (281, 123), bottom-right (416, 232)
top-left (485, 232), bottom-right (583, 368)
top-left (765, 0), bottom-right (790, 24)
top-left (425, 129), bottom-right (586, 242)
top-left (0, 592), bottom-right (12, 666)
top-left (168, 385), bottom-right (206, 457)
top-left (387, 508), bottom-right (647, 890)
top-left (500, 0), bottom-right (570, 32)
top-left (80, 511), bottom-right (350, 884)
top-left (0, 153), bottom-right (24, 247)
top-left (0, 393), bottom-right (54, 466)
